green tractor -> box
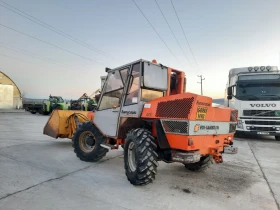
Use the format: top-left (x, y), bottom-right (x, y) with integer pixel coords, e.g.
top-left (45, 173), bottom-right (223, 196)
top-left (81, 97), bottom-right (98, 111)
top-left (41, 95), bottom-right (69, 115)
top-left (68, 93), bottom-right (98, 112)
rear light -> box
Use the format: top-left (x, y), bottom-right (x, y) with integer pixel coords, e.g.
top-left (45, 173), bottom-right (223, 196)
top-left (188, 138), bottom-right (193, 146)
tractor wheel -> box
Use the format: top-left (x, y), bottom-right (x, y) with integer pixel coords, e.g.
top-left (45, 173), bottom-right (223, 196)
top-left (124, 128), bottom-right (159, 185)
top-left (41, 105), bottom-right (49, 115)
top-left (184, 155), bottom-right (213, 172)
top-left (72, 121), bottom-right (108, 162)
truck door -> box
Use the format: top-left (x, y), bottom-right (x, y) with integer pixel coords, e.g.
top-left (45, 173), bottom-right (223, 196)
top-left (93, 68), bottom-right (129, 137)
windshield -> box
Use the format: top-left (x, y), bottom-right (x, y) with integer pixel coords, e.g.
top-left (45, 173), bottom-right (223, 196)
top-left (49, 96), bottom-right (64, 103)
top-left (236, 80), bottom-right (280, 101)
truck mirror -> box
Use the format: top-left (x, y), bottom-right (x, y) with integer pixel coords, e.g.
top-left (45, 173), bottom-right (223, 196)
top-left (227, 86), bottom-right (233, 96)
top-left (227, 95), bottom-right (232, 100)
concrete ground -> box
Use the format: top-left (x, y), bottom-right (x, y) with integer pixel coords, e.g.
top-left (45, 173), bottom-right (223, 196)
top-left (0, 112), bottom-right (279, 210)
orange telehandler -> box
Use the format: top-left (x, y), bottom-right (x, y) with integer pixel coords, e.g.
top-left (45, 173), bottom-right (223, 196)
top-left (44, 59), bottom-right (238, 185)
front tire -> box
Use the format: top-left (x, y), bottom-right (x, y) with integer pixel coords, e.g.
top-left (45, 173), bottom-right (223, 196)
top-left (184, 155), bottom-right (213, 171)
top-left (124, 128), bottom-right (159, 185)
top-left (72, 121), bottom-right (108, 162)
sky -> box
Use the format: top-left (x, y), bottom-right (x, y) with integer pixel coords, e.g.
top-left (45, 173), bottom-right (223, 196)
top-left (0, 0), bottom-right (280, 99)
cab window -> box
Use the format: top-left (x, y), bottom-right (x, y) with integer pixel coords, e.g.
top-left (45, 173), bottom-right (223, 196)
top-left (124, 63), bottom-right (140, 106)
top-left (98, 70), bottom-right (126, 110)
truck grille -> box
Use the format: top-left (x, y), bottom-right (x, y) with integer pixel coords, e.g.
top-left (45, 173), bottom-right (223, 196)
top-left (245, 120), bottom-right (280, 125)
top-left (247, 126), bottom-right (277, 132)
top-left (243, 110), bottom-right (280, 117)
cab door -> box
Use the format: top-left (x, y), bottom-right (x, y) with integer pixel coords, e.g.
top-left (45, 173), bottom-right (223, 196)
top-left (93, 68), bottom-right (129, 137)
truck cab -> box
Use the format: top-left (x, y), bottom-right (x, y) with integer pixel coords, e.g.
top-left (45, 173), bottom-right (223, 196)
top-left (225, 66), bottom-right (280, 140)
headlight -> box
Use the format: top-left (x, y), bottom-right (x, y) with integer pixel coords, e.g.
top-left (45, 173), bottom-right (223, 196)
top-left (254, 66), bottom-right (259, 71)
top-left (237, 120), bottom-right (243, 129)
top-left (260, 66), bottom-right (265, 71)
top-left (248, 67), bottom-right (253, 71)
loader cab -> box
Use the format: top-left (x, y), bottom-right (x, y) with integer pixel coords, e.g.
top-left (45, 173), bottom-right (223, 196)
top-left (93, 59), bottom-right (168, 137)
top-left (49, 96), bottom-right (64, 104)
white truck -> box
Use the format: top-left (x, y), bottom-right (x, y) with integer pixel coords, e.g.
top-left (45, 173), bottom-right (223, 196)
top-left (225, 66), bottom-right (280, 140)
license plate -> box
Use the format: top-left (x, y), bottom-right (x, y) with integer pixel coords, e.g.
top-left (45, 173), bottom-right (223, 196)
top-left (257, 132), bottom-right (269, 135)
top-left (224, 146), bottom-right (238, 154)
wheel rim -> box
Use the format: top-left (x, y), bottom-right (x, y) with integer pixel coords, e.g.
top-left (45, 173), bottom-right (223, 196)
top-left (128, 142), bottom-right (136, 172)
top-left (79, 131), bottom-right (95, 153)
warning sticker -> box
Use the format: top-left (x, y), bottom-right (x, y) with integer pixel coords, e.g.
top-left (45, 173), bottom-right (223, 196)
top-left (196, 106), bottom-right (207, 120)
top-left (144, 104), bottom-right (151, 108)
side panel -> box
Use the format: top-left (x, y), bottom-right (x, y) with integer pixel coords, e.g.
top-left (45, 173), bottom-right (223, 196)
top-left (165, 133), bottom-right (232, 154)
top-left (188, 120), bottom-right (235, 136)
top-left (94, 107), bottom-right (120, 137)
top-left (141, 92), bottom-right (235, 123)
top-left (120, 102), bottom-right (144, 118)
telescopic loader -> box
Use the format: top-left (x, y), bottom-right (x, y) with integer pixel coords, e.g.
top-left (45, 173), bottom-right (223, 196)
top-left (44, 59), bottom-right (238, 185)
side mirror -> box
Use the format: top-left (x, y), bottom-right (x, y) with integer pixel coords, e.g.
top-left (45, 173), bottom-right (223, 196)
top-left (227, 86), bottom-right (233, 96)
top-left (227, 86), bottom-right (235, 100)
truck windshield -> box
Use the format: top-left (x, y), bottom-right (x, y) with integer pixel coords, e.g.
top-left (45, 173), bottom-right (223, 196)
top-left (236, 81), bottom-right (280, 101)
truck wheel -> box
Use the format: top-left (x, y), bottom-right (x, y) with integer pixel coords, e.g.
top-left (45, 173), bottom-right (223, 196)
top-left (31, 111), bottom-right (36, 114)
top-left (124, 128), bottom-right (159, 185)
top-left (72, 121), bottom-right (108, 162)
top-left (184, 155), bottom-right (213, 172)
top-left (275, 136), bottom-right (280, 141)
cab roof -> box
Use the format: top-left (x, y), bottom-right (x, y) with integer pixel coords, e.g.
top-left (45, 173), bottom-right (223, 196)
top-left (229, 66), bottom-right (278, 77)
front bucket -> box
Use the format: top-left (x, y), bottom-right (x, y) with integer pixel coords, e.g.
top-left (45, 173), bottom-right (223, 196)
top-left (43, 110), bottom-right (93, 139)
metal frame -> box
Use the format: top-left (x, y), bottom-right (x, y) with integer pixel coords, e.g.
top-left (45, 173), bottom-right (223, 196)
top-left (94, 59), bottom-right (169, 137)
top-left (160, 119), bottom-right (189, 135)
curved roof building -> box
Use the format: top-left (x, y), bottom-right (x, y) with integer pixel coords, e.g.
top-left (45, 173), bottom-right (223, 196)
top-left (0, 71), bottom-right (22, 109)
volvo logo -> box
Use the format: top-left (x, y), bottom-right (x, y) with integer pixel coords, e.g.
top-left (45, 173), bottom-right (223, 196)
top-left (249, 104), bottom-right (276, 107)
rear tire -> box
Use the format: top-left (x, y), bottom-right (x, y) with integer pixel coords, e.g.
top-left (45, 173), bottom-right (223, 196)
top-left (184, 155), bottom-right (213, 172)
top-left (72, 121), bottom-right (108, 162)
top-left (275, 136), bottom-right (280, 141)
top-left (124, 128), bottom-right (159, 185)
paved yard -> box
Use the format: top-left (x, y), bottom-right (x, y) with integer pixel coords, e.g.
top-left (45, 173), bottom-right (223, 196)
top-left (0, 112), bottom-right (279, 210)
